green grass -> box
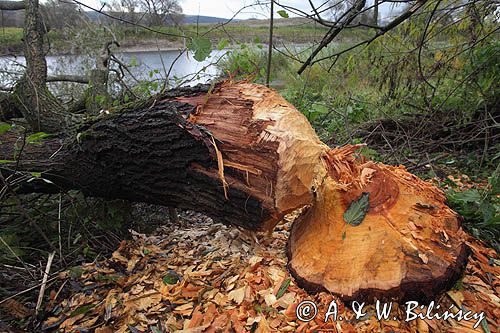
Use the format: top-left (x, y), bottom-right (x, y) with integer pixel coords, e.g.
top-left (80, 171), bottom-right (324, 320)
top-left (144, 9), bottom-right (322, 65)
top-left (118, 23), bottom-right (330, 45)
top-left (0, 27), bottom-right (23, 46)
top-left (0, 23), bottom-right (332, 54)
top-left (0, 27), bottom-right (65, 51)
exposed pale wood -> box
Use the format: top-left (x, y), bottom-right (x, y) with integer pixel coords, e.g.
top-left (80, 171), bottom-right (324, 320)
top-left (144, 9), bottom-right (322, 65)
top-left (1, 82), bottom-right (327, 231)
top-left (287, 145), bottom-right (468, 302)
top-left (173, 82), bottom-right (328, 230)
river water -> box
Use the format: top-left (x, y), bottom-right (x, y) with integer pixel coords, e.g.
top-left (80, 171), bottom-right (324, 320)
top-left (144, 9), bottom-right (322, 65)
top-left (0, 48), bottom-right (227, 90)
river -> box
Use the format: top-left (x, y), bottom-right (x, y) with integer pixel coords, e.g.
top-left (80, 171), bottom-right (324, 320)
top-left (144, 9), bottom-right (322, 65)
top-left (0, 48), bottom-right (228, 90)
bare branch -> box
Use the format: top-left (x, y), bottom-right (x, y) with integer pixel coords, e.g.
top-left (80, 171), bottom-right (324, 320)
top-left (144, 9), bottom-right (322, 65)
top-left (46, 75), bottom-right (90, 84)
top-left (265, 0), bottom-right (274, 87)
top-left (64, 0), bottom-right (185, 39)
top-left (417, 0), bottom-right (442, 90)
top-left (303, 0), bottom-right (430, 71)
top-left (297, 0), bottom-right (367, 74)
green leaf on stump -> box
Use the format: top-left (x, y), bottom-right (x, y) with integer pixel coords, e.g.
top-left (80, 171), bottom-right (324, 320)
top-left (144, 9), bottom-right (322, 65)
top-left (343, 192), bottom-right (370, 226)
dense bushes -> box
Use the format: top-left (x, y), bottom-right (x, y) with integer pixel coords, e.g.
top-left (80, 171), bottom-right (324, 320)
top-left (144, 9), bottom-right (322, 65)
top-left (217, 32), bottom-right (499, 163)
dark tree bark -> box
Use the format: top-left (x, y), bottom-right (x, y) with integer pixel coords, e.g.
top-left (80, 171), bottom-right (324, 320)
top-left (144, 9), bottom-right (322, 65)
top-left (11, 0), bottom-right (79, 133)
top-left (0, 92), bottom-right (22, 120)
top-left (84, 41), bottom-right (119, 115)
top-left (168, 207), bottom-right (179, 224)
top-left (373, 0), bottom-right (378, 25)
top-left (1, 84), bottom-right (279, 231)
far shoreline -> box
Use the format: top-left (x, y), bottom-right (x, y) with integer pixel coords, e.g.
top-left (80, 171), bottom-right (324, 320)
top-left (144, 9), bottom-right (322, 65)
top-left (0, 40), bottom-right (188, 57)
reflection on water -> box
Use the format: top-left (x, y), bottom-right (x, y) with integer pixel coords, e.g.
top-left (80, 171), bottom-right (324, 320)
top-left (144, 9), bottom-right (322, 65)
top-left (0, 49), bottom-right (227, 89)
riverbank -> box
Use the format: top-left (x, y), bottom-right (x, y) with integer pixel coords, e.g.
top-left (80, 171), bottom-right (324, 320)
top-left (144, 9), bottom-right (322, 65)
top-left (0, 22), bottom-right (330, 56)
top-left (0, 32), bottom-right (186, 56)
top-left (109, 39), bottom-right (188, 54)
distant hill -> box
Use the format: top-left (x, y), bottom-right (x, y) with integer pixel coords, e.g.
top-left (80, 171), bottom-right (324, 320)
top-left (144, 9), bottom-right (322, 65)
top-left (183, 15), bottom-right (239, 24)
top-left (83, 11), bottom-right (237, 25)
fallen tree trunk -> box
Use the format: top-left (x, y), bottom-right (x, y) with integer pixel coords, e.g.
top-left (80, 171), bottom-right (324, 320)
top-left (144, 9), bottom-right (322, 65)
top-left (0, 81), bottom-right (468, 302)
top-left (1, 82), bottom-right (325, 230)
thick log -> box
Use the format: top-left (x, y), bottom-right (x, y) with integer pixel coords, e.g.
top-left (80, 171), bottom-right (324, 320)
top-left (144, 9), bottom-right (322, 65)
top-left (1, 82), bottom-right (325, 231)
top-left (0, 82), bottom-right (468, 301)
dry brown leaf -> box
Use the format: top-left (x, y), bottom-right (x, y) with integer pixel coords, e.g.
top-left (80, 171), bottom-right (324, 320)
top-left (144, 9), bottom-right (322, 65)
top-left (211, 312), bottom-right (231, 330)
top-left (176, 325), bottom-right (211, 333)
top-left (174, 302), bottom-right (194, 316)
top-left (263, 292), bottom-right (277, 307)
top-left (249, 256), bottom-right (263, 266)
top-left (256, 315), bottom-right (272, 333)
top-left (202, 303), bottom-right (218, 326)
top-left (37, 208), bottom-right (498, 333)
top-left (59, 313), bottom-right (85, 329)
top-left (77, 315), bottom-right (100, 329)
top-left (125, 292), bottom-right (162, 312)
top-left (186, 306), bottom-right (204, 328)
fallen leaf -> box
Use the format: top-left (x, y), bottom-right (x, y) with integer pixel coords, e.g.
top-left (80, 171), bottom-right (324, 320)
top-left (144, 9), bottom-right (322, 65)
top-left (276, 278), bottom-right (291, 299)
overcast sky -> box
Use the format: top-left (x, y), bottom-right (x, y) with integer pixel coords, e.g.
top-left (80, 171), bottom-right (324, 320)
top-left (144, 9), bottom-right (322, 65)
top-left (180, 0), bottom-right (300, 19)
top-left (74, 0), bottom-right (399, 20)
top-left (179, 0), bottom-right (398, 19)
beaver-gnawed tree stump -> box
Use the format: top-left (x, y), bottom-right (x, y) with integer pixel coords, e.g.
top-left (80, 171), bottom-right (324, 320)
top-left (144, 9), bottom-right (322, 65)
top-left (287, 146), bottom-right (468, 302)
top-left (0, 82), bottom-right (468, 302)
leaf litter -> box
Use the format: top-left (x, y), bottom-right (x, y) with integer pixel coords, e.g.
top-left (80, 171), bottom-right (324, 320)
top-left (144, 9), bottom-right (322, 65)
top-left (33, 209), bottom-right (498, 333)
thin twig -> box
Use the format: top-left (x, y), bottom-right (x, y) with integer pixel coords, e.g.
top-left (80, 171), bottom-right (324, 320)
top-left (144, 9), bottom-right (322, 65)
top-left (35, 251), bottom-right (55, 316)
top-left (0, 235), bottom-right (37, 280)
top-left (407, 153), bottom-right (448, 171)
top-left (0, 275), bottom-right (59, 306)
top-left (58, 193), bottom-right (64, 265)
top-left (265, 0), bottom-right (274, 87)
